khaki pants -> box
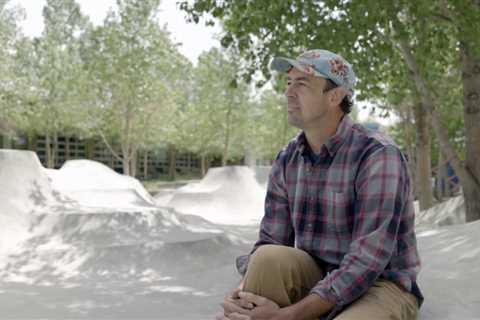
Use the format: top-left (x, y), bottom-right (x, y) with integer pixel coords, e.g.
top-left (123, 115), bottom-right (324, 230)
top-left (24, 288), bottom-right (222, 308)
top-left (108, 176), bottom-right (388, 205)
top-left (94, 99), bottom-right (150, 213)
top-left (243, 245), bottom-right (418, 320)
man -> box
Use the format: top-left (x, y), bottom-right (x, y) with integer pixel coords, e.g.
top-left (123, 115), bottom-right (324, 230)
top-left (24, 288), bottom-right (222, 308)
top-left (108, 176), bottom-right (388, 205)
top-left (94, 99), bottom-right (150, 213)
top-left (219, 49), bottom-right (423, 320)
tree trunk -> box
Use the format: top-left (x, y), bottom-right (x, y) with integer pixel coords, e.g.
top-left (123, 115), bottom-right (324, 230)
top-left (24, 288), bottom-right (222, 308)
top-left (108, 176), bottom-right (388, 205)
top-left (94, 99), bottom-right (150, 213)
top-left (45, 134), bottom-right (50, 167)
top-left (143, 150), bottom-right (149, 179)
top-left (396, 37), bottom-right (480, 219)
top-left (442, 158), bottom-right (452, 198)
top-left (435, 148), bottom-right (445, 201)
top-left (130, 147), bottom-right (137, 178)
top-left (168, 144), bottom-right (177, 180)
top-left (413, 100), bottom-right (434, 210)
top-left (122, 154), bottom-right (130, 176)
top-left (65, 135), bottom-right (71, 161)
top-left (27, 132), bottom-right (36, 152)
top-left (52, 131), bottom-right (58, 168)
top-left (399, 103), bottom-right (417, 198)
top-left (122, 103), bottom-right (133, 176)
top-left (45, 133), bottom-right (54, 168)
top-left (85, 138), bottom-right (95, 159)
top-left (460, 42), bottom-right (480, 222)
top-left (201, 154), bottom-right (208, 177)
top-left (222, 106), bottom-right (233, 166)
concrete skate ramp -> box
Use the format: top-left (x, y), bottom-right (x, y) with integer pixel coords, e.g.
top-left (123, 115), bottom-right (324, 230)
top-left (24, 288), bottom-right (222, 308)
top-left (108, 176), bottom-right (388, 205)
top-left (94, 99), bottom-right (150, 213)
top-left (0, 150), bottom-right (73, 254)
top-left (2, 151), bottom-right (480, 319)
top-left (0, 152), bottom-right (257, 319)
top-left (416, 196), bottom-right (465, 230)
top-left (0, 208), bottom-right (236, 283)
top-left (47, 159), bottom-right (155, 208)
top-left (252, 165), bottom-right (272, 186)
top-left (0, 150), bottom-right (67, 215)
top-left (165, 166), bottom-right (266, 225)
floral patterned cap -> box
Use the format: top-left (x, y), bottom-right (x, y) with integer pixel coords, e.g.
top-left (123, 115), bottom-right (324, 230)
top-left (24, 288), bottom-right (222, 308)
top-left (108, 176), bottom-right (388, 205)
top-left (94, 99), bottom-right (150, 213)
top-left (271, 49), bottom-right (356, 97)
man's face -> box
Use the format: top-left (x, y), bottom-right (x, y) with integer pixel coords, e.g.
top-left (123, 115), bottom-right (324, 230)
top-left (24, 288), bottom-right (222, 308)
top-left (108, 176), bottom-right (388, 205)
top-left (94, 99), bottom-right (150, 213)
top-left (285, 67), bottom-right (331, 130)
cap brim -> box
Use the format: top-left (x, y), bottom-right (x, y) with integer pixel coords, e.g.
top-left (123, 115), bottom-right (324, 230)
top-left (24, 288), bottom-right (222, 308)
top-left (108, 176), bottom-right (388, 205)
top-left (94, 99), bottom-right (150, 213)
top-left (270, 57), bottom-right (326, 80)
top-left (270, 57), bottom-right (299, 73)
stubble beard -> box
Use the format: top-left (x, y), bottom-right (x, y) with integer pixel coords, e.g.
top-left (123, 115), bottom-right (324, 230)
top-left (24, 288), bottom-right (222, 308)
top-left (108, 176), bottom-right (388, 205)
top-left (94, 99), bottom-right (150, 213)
top-left (287, 111), bottom-right (304, 129)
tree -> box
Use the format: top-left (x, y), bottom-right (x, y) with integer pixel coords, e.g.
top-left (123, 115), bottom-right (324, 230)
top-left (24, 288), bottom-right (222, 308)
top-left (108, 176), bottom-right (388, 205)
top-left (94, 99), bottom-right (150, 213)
top-left (21, 0), bottom-right (90, 167)
top-left (182, 48), bottom-right (251, 172)
top-left (84, 0), bottom-right (185, 176)
top-left (180, 0), bottom-right (480, 221)
top-left (389, 1), bottom-right (480, 220)
top-left (246, 89), bottom-right (298, 161)
top-left (0, 0), bottom-right (23, 144)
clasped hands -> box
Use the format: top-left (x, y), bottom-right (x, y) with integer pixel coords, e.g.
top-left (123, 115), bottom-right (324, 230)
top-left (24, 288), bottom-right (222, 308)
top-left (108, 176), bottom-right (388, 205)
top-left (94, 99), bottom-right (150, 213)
top-left (216, 289), bottom-right (290, 320)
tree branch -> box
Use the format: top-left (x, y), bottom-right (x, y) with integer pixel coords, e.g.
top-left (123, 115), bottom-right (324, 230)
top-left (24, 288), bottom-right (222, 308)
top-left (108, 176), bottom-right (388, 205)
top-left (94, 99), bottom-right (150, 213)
top-left (98, 129), bottom-right (124, 162)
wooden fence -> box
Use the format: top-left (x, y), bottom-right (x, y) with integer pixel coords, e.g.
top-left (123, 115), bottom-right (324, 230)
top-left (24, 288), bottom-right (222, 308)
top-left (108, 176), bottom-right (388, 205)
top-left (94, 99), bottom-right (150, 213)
top-left (0, 134), bottom-right (200, 179)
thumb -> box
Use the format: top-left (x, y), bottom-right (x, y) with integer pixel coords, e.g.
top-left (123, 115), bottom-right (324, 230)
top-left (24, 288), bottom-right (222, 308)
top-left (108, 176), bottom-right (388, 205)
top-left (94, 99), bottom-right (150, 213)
top-left (237, 291), bottom-right (268, 306)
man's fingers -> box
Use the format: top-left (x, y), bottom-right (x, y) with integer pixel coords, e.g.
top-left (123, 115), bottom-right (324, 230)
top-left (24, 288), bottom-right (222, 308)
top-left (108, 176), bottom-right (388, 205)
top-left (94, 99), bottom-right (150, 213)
top-left (221, 300), bottom-right (251, 316)
top-left (224, 296), bottom-right (254, 310)
top-left (237, 291), bottom-right (268, 306)
top-left (229, 296), bottom-right (254, 310)
top-left (230, 288), bottom-right (241, 299)
top-left (229, 312), bottom-right (251, 320)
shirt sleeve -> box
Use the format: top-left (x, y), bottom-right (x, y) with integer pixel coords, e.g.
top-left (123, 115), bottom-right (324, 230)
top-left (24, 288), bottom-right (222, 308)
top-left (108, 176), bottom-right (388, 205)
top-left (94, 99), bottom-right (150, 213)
top-left (310, 145), bottom-right (411, 306)
top-left (236, 152), bottom-right (295, 276)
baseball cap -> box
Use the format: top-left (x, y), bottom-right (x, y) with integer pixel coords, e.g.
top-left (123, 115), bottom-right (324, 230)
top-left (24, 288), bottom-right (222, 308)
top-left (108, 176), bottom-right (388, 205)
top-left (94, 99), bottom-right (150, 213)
top-left (270, 49), bottom-right (356, 97)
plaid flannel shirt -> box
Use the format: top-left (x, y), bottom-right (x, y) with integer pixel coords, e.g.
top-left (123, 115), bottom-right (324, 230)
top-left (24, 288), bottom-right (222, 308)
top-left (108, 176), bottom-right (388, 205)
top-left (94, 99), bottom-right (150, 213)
top-left (236, 116), bottom-right (423, 319)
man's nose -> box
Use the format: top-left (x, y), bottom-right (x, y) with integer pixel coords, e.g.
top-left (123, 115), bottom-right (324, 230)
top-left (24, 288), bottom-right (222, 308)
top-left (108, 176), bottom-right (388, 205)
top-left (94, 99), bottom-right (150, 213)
top-left (285, 84), bottom-right (295, 97)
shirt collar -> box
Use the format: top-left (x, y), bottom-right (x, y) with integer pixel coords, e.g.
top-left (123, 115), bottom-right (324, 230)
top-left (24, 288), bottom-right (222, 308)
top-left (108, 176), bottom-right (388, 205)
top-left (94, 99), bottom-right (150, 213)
top-left (324, 115), bottom-right (353, 156)
top-left (295, 115), bottom-right (354, 158)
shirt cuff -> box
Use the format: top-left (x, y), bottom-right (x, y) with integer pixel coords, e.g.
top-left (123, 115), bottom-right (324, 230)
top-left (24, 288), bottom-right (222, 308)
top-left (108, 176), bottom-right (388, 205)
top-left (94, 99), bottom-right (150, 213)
top-left (310, 281), bottom-right (340, 305)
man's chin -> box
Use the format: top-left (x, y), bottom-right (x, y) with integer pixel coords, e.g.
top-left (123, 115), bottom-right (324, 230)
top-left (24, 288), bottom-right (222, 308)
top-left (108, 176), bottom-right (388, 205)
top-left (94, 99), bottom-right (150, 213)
top-left (287, 117), bottom-right (303, 129)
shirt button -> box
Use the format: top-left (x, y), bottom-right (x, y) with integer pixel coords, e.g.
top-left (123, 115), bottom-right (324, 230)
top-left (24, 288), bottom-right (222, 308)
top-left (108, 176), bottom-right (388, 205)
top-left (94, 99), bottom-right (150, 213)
top-left (307, 223), bottom-right (313, 229)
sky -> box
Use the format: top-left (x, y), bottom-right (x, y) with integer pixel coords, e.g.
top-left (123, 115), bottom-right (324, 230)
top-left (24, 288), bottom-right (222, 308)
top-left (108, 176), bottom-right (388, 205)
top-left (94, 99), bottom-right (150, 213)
top-left (10, 0), bottom-right (221, 64)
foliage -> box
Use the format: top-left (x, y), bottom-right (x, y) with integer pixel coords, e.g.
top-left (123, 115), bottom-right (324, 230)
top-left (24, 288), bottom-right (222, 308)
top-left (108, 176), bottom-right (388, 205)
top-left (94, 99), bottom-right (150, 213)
top-left (0, 1), bottom-right (25, 137)
top-left (181, 48), bottom-right (251, 164)
top-left (246, 89), bottom-right (298, 160)
top-left (82, 0), bottom-right (188, 174)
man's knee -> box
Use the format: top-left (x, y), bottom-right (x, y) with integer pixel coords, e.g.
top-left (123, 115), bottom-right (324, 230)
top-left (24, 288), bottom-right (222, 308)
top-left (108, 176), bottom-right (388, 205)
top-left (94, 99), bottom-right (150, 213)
top-left (249, 245), bottom-right (291, 271)
top-left (244, 245), bottom-right (322, 307)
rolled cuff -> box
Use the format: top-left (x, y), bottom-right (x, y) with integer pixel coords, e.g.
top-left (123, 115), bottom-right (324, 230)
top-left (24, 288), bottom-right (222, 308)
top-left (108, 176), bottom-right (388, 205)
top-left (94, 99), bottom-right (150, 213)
top-left (310, 284), bottom-right (340, 305)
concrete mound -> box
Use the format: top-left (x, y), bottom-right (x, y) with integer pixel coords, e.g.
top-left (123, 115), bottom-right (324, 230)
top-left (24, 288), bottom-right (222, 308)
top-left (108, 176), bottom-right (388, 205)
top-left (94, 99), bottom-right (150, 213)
top-left (47, 159), bottom-right (155, 208)
top-left (165, 166), bottom-right (266, 225)
top-left (2, 151), bottom-right (480, 319)
top-left (0, 150), bottom-right (66, 215)
top-left (416, 196), bottom-right (465, 230)
top-left (252, 165), bottom-right (272, 186)
top-left (0, 152), bottom-right (256, 319)
top-left (0, 150), bottom-right (72, 254)
top-left (0, 208), bottom-right (234, 284)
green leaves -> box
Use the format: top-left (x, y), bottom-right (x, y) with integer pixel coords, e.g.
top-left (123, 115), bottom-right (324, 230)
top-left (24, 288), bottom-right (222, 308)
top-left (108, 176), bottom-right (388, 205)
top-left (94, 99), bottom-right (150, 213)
top-left (83, 0), bottom-right (186, 155)
top-left (0, 1), bottom-right (23, 136)
top-left (179, 48), bottom-right (250, 162)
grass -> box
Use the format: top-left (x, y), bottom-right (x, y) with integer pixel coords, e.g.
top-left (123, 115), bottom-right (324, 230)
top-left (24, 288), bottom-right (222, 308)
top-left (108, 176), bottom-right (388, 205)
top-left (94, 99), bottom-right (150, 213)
top-left (141, 173), bottom-right (202, 195)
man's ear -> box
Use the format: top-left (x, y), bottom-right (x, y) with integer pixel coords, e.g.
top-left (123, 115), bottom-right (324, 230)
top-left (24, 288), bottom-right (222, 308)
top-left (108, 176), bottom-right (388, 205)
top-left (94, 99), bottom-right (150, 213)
top-left (329, 87), bottom-right (346, 107)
